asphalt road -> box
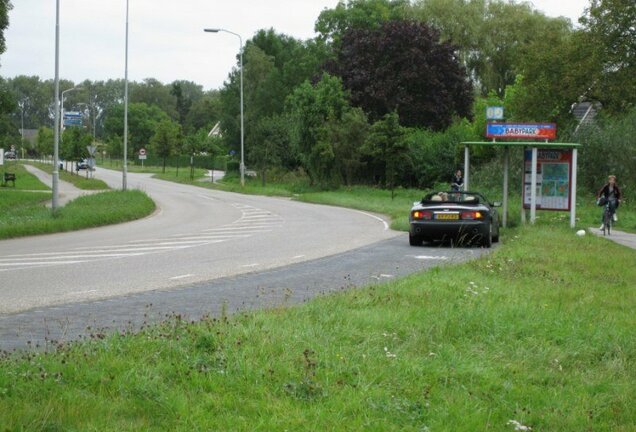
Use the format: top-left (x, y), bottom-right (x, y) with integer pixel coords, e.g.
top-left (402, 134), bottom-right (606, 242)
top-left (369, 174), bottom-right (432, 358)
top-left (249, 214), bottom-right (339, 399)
top-left (0, 168), bottom-right (492, 351)
top-left (0, 168), bottom-right (399, 315)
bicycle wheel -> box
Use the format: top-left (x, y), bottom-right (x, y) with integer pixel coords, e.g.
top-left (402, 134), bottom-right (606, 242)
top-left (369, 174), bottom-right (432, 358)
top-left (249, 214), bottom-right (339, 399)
top-left (603, 208), bottom-right (612, 236)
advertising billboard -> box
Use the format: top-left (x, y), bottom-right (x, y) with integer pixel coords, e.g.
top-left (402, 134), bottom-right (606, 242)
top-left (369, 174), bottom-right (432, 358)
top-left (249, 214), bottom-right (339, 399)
top-left (523, 149), bottom-right (573, 211)
top-left (487, 123), bottom-right (557, 140)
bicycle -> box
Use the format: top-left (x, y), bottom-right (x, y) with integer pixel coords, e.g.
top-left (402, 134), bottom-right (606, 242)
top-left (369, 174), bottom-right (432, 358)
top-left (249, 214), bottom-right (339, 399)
top-left (601, 199), bottom-right (617, 236)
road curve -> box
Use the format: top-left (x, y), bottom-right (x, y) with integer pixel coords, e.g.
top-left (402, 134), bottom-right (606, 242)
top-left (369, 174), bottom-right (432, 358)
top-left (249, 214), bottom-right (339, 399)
top-left (0, 168), bottom-right (398, 314)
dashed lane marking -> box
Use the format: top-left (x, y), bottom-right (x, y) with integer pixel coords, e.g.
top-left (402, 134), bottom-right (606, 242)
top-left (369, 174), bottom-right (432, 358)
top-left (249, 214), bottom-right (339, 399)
top-left (0, 203), bottom-right (283, 272)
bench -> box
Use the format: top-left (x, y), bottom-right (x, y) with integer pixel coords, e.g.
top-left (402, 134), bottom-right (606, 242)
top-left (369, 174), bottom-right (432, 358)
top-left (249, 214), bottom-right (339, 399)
top-left (3, 172), bottom-right (16, 187)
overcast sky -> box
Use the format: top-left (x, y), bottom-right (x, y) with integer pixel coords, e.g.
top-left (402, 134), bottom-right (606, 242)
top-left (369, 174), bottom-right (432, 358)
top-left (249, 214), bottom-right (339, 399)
top-left (1, 0), bottom-right (589, 91)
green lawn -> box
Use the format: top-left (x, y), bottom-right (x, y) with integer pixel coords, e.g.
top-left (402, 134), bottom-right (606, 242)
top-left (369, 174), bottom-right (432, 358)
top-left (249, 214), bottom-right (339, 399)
top-left (0, 224), bottom-right (634, 430)
top-left (27, 161), bottom-right (110, 190)
top-left (1, 163), bottom-right (50, 191)
top-left (0, 189), bottom-right (155, 239)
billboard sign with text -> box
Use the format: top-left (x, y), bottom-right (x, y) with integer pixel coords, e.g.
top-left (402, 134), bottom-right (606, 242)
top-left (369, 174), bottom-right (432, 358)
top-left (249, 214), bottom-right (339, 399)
top-left (487, 122), bottom-right (557, 140)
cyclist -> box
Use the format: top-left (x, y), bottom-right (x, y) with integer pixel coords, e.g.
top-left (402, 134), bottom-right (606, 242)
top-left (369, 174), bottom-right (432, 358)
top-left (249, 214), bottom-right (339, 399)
top-left (597, 175), bottom-right (622, 230)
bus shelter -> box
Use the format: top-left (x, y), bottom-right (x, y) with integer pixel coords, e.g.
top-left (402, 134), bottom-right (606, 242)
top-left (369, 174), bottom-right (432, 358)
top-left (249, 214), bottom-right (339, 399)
top-left (461, 141), bottom-right (581, 228)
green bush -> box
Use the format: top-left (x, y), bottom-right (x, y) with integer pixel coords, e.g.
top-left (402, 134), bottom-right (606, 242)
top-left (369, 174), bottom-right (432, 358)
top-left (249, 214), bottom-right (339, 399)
top-left (574, 108), bottom-right (636, 201)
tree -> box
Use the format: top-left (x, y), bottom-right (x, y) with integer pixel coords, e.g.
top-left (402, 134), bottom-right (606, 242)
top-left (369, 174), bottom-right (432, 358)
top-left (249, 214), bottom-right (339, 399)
top-left (0, 78), bottom-right (17, 147)
top-left (7, 76), bottom-right (52, 131)
top-left (171, 80), bottom-right (204, 131)
top-left (103, 102), bottom-right (170, 156)
top-left (150, 119), bottom-right (181, 173)
top-left (61, 127), bottom-right (92, 172)
top-left (321, 107), bottom-right (369, 185)
top-left (185, 91), bottom-right (221, 133)
top-left (130, 78), bottom-right (178, 119)
top-left (315, 0), bottom-right (411, 45)
top-left (286, 73), bottom-right (351, 187)
top-left (218, 29), bottom-right (329, 159)
top-left (0, 2), bottom-right (15, 142)
top-left (248, 114), bottom-right (293, 186)
top-left (0, 0), bottom-right (11, 56)
top-left (413, 0), bottom-right (573, 96)
top-left (579, 0), bottom-right (636, 112)
top-left (575, 107), bottom-right (636, 197)
top-left (363, 111), bottom-right (409, 196)
top-left (327, 20), bottom-right (473, 130)
top-left (36, 127), bottom-right (54, 157)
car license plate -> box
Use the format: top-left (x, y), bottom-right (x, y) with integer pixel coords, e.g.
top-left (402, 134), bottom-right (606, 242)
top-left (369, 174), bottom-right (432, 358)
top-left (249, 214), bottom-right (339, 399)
top-left (435, 213), bottom-right (459, 220)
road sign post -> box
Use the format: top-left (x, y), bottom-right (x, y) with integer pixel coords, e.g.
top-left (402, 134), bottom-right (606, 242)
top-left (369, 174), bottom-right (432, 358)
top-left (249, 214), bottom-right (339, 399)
top-left (138, 148), bottom-right (147, 168)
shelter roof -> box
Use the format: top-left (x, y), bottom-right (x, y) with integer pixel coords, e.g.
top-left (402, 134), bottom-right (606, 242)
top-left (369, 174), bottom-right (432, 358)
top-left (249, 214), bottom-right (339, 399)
top-left (462, 141), bottom-right (580, 148)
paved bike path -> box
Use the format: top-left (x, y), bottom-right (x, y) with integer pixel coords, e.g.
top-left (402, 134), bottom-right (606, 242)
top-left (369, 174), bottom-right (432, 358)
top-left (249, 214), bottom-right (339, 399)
top-left (589, 227), bottom-right (636, 250)
top-left (22, 164), bottom-right (102, 207)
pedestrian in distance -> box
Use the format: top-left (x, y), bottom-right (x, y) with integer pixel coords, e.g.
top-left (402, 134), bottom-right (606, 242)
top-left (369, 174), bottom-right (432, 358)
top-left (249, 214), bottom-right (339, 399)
top-left (597, 174), bottom-right (622, 230)
top-left (451, 169), bottom-right (464, 192)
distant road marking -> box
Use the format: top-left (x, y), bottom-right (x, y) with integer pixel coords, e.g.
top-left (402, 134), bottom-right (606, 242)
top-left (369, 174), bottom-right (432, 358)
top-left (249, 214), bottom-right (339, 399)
top-left (353, 210), bottom-right (390, 230)
top-left (412, 255), bottom-right (449, 260)
top-left (380, 274), bottom-right (394, 278)
top-left (292, 255), bottom-right (306, 259)
top-left (241, 263), bottom-right (260, 268)
top-left (0, 260), bottom-right (84, 267)
top-left (170, 274), bottom-right (195, 280)
top-left (68, 290), bottom-right (98, 296)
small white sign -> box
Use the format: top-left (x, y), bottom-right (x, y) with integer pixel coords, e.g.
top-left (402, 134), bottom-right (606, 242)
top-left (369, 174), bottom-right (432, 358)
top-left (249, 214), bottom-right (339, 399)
top-left (138, 155), bottom-right (147, 160)
top-left (486, 106), bottom-right (504, 120)
top-left (87, 145), bottom-right (97, 156)
top-left (139, 148), bottom-right (147, 156)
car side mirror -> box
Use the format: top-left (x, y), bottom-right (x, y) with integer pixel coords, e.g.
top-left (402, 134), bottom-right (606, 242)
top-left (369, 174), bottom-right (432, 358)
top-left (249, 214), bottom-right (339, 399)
top-left (492, 202), bottom-right (502, 207)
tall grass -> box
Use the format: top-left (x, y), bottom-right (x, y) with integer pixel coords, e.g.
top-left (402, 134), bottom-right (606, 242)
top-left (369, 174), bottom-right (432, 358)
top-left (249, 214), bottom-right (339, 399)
top-left (0, 225), bottom-right (634, 430)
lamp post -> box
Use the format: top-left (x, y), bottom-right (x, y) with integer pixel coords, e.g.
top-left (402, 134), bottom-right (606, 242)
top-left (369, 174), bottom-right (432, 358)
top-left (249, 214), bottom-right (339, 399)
top-left (123, 0), bottom-right (130, 191)
top-left (61, 86), bottom-right (82, 133)
top-left (18, 98), bottom-right (28, 158)
top-left (52, 0), bottom-right (61, 210)
top-left (204, 28), bottom-right (244, 186)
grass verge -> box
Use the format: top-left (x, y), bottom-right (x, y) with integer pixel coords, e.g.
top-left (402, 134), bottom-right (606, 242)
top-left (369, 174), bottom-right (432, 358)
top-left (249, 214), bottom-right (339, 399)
top-left (27, 161), bottom-right (110, 190)
top-left (1, 163), bottom-right (50, 191)
top-left (0, 225), bottom-right (634, 430)
top-left (0, 190), bottom-right (155, 239)
top-left (133, 168), bottom-right (636, 234)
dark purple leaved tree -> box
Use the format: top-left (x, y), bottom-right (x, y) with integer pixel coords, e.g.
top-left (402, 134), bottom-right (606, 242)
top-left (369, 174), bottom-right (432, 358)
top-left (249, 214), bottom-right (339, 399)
top-left (327, 20), bottom-right (473, 130)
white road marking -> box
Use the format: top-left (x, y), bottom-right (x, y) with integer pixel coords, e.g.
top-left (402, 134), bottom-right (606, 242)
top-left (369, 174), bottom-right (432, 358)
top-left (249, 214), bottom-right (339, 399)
top-left (241, 263), bottom-right (260, 268)
top-left (169, 274), bottom-right (195, 280)
top-left (380, 274), bottom-right (394, 278)
top-left (68, 290), bottom-right (98, 296)
top-left (292, 255), bottom-right (306, 259)
top-left (0, 260), bottom-right (85, 267)
top-left (412, 255), bottom-right (449, 260)
top-left (353, 210), bottom-right (390, 231)
top-left (0, 201), bottom-right (283, 272)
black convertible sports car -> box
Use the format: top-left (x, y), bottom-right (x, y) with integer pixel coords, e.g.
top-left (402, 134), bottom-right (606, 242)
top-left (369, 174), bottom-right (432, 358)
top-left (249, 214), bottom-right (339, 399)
top-left (409, 191), bottom-right (500, 247)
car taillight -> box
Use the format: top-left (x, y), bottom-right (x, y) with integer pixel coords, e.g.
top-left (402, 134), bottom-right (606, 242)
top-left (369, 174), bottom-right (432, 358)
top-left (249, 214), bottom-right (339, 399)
top-left (412, 210), bottom-right (433, 220)
top-left (460, 211), bottom-right (484, 220)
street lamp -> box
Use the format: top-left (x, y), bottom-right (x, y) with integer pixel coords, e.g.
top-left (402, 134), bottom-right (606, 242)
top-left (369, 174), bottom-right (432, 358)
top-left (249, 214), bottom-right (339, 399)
top-left (204, 28), bottom-right (244, 186)
top-left (53, 0), bottom-right (61, 210)
top-left (18, 98), bottom-right (28, 158)
top-left (123, 0), bottom-right (130, 191)
top-left (61, 85), bottom-right (82, 133)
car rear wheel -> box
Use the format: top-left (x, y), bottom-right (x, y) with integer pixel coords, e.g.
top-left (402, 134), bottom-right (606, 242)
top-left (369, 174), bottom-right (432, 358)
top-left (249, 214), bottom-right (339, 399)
top-left (409, 234), bottom-right (422, 246)
top-left (482, 223), bottom-right (493, 248)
